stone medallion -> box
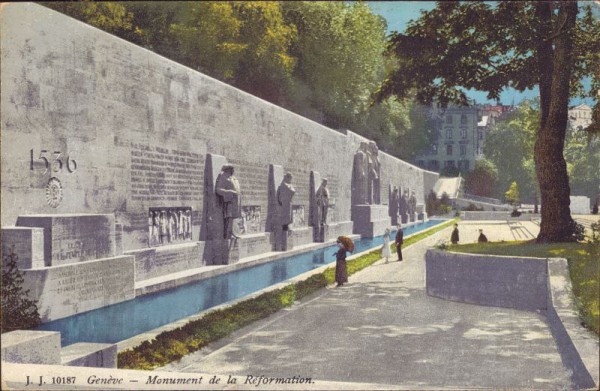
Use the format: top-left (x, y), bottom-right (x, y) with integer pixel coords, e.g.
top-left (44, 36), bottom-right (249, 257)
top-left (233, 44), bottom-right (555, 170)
top-left (46, 177), bottom-right (63, 208)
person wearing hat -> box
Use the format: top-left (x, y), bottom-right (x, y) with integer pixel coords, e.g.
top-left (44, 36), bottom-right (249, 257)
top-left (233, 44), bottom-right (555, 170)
top-left (381, 228), bottom-right (392, 263)
top-left (477, 229), bottom-right (488, 243)
top-left (395, 224), bottom-right (404, 261)
top-left (334, 236), bottom-right (353, 286)
top-left (450, 223), bottom-right (459, 244)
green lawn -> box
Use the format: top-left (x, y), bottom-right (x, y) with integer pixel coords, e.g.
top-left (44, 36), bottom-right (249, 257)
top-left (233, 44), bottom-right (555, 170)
top-left (449, 241), bottom-right (599, 336)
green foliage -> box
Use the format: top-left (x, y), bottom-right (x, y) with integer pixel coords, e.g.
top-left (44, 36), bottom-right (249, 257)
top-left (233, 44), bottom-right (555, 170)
top-left (1, 251), bottom-right (41, 333)
top-left (440, 166), bottom-right (460, 177)
top-left (484, 100), bottom-right (538, 201)
top-left (42, 2), bottom-right (134, 36)
top-left (283, 1), bottom-right (386, 129)
top-left (564, 129), bottom-right (600, 201)
top-left (426, 190), bottom-right (440, 216)
top-left (465, 159), bottom-right (498, 198)
top-left (118, 219), bottom-right (457, 369)
top-left (505, 181), bottom-right (520, 206)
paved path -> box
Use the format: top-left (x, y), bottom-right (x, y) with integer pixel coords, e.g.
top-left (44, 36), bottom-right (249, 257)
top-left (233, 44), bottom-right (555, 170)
top-left (162, 222), bottom-right (574, 389)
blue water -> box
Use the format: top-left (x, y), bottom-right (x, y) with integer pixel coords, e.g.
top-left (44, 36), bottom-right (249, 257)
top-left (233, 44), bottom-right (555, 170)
top-left (38, 219), bottom-right (446, 346)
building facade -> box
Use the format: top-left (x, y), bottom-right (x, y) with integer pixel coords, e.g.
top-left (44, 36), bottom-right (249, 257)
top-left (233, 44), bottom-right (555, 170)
top-left (416, 104), bottom-right (514, 174)
top-left (568, 104), bottom-right (593, 131)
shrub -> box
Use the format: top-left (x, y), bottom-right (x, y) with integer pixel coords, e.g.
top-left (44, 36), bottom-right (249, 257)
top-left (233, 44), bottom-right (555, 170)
top-left (510, 210), bottom-right (522, 217)
top-left (1, 251), bottom-right (41, 333)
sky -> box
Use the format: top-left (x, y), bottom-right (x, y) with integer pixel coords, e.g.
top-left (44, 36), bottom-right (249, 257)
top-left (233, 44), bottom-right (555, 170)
top-left (366, 1), bottom-right (597, 107)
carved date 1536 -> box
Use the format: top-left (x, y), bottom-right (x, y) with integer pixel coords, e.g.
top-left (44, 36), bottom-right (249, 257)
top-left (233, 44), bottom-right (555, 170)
top-left (30, 149), bottom-right (77, 174)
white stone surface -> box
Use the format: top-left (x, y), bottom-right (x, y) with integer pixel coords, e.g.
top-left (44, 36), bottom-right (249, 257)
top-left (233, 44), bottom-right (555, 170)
top-left (1, 330), bottom-right (60, 365)
top-left (570, 196), bottom-right (590, 214)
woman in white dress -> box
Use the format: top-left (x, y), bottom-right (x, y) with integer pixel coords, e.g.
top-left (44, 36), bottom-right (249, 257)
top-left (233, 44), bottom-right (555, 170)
top-left (381, 228), bottom-right (392, 263)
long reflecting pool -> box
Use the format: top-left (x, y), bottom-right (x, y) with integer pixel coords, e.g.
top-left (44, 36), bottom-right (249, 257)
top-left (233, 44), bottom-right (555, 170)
top-left (38, 219), bottom-right (447, 346)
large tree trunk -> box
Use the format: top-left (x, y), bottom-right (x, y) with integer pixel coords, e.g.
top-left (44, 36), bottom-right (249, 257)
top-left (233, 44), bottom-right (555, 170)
top-left (534, 1), bottom-right (578, 243)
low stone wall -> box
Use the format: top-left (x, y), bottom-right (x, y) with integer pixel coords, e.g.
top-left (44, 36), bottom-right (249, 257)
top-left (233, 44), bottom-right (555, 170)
top-left (462, 211), bottom-right (540, 220)
top-left (455, 198), bottom-right (513, 212)
top-left (425, 249), bottom-right (548, 311)
top-left (425, 250), bottom-right (599, 389)
top-left (1, 330), bottom-right (117, 368)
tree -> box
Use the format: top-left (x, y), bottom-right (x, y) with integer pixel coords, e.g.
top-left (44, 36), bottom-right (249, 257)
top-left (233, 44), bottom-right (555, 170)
top-left (484, 101), bottom-right (538, 202)
top-left (465, 159), bottom-right (498, 198)
top-left (283, 2), bottom-right (387, 129)
top-left (1, 251), bottom-right (41, 333)
top-left (505, 181), bottom-right (521, 207)
top-left (376, 1), bottom-right (600, 242)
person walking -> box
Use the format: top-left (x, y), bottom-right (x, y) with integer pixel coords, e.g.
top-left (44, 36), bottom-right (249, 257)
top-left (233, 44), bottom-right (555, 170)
top-left (381, 228), bottom-right (392, 263)
top-left (451, 223), bottom-right (460, 244)
top-left (477, 229), bottom-right (488, 243)
top-left (395, 224), bottom-right (404, 261)
top-left (334, 236), bottom-right (354, 287)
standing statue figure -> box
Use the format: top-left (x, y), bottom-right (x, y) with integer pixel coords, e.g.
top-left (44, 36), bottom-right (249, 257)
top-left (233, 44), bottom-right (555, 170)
top-left (215, 165), bottom-right (242, 239)
top-left (409, 191), bottom-right (417, 217)
top-left (276, 173), bottom-right (296, 230)
top-left (316, 179), bottom-right (330, 225)
top-left (399, 189), bottom-right (409, 223)
top-left (390, 186), bottom-right (400, 225)
top-left (367, 141), bottom-right (381, 204)
top-left (352, 142), bottom-right (369, 205)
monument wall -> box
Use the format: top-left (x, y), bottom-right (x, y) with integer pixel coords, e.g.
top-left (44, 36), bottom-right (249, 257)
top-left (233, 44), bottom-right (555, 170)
top-left (1, 3), bottom-right (438, 253)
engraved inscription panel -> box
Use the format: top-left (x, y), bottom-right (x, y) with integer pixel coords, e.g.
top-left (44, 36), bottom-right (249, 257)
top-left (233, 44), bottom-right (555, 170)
top-left (23, 256), bottom-right (135, 322)
top-left (130, 143), bottom-right (203, 202)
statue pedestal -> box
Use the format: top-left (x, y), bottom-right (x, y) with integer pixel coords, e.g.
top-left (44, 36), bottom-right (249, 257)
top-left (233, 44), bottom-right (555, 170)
top-left (352, 205), bottom-right (390, 238)
top-left (2, 214), bottom-right (133, 322)
top-left (273, 227), bottom-right (293, 252)
top-left (290, 226), bottom-right (313, 247)
top-left (313, 221), bottom-right (354, 242)
top-left (204, 233), bottom-right (271, 265)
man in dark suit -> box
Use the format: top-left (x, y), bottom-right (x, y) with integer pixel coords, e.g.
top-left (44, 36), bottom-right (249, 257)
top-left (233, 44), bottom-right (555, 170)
top-left (395, 224), bottom-right (404, 261)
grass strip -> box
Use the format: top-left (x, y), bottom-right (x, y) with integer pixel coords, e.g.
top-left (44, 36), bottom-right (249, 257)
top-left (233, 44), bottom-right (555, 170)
top-left (449, 240), bottom-right (599, 336)
top-left (118, 218), bottom-right (457, 370)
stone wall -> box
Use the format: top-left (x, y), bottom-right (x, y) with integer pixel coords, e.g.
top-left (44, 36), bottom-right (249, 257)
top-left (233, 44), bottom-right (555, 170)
top-left (425, 249), bottom-right (548, 311)
top-left (1, 3), bottom-right (437, 253)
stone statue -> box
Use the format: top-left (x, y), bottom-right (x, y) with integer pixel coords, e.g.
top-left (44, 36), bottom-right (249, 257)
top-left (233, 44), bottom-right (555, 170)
top-left (276, 172), bottom-right (296, 230)
top-left (409, 191), bottom-right (417, 216)
top-left (316, 178), bottom-right (330, 225)
top-left (390, 186), bottom-right (400, 225)
top-left (215, 165), bottom-right (242, 239)
top-left (352, 142), bottom-right (369, 205)
top-left (399, 189), bottom-right (409, 224)
top-left (367, 141), bottom-right (381, 204)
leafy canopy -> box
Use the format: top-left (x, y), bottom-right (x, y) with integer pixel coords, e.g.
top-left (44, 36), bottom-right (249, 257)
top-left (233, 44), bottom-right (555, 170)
top-left (376, 1), bottom-right (599, 119)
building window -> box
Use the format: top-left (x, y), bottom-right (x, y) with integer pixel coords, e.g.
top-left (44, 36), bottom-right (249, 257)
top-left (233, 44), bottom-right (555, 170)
top-left (447, 145), bottom-right (453, 156)
top-left (446, 129), bottom-right (453, 139)
top-left (464, 160), bottom-right (470, 170)
top-left (432, 144), bottom-right (438, 154)
top-left (446, 115), bottom-right (453, 124)
top-left (460, 128), bottom-right (467, 139)
top-left (478, 130), bottom-right (483, 140)
top-left (445, 160), bottom-right (455, 168)
top-left (429, 160), bottom-right (439, 170)
top-left (418, 160), bottom-right (425, 168)
top-left (460, 145), bottom-right (466, 156)
top-left (461, 114), bottom-right (467, 125)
